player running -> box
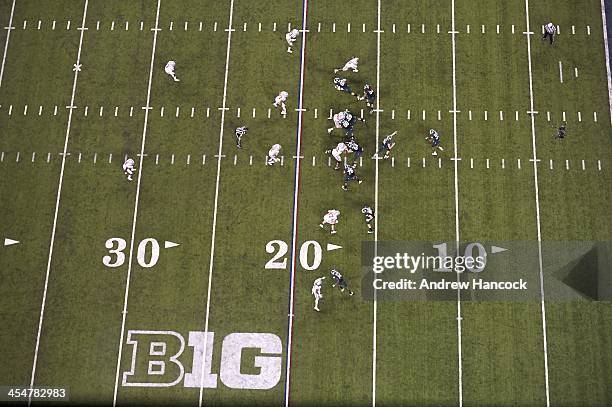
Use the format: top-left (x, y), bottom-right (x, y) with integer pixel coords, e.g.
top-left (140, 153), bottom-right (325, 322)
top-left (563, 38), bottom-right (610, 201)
top-left (285, 28), bottom-right (299, 53)
top-left (267, 144), bottom-right (282, 165)
top-left (342, 163), bottom-right (363, 191)
top-left (554, 122), bottom-right (566, 140)
top-left (334, 57), bottom-right (359, 73)
top-left (235, 126), bottom-right (248, 149)
top-left (358, 83), bottom-right (376, 112)
top-left (273, 91), bottom-right (289, 116)
top-left (326, 141), bottom-right (350, 170)
top-left (164, 60), bottom-right (180, 82)
top-left (372, 131), bottom-right (397, 160)
top-left (122, 158), bottom-right (136, 181)
top-left (319, 209), bottom-right (340, 234)
top-left (312, 276), bottom-right (326, 311)
top-left (542, 22), bottom-right (556, 45)
top-left (333, 77), bottom-right (357, 96)
top-left (330, 269), bottom-right (354, 296)
top-left (362, 205), bottom-right (375, 234)
top-left (426, 129), bottom-right (444, 156)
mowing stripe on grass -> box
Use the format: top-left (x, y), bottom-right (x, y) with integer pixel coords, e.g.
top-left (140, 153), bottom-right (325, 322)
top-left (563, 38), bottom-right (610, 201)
top-left (523, 1), bottom-right (551, 405)
top-left (284, 0), bottom-right (309, 405)
top-left (197, 1), bottom-right (235, 406)
top-left (112, 0), bottom-right (162, 405)
top-left (29, 1), bottom-right (89, 404)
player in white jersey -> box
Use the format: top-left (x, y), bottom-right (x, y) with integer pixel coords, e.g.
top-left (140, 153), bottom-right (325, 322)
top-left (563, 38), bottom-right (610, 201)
top-left (334, 57), bottom-right (359, 73)
top-left (285, 29), bottom-right (299, 53)
top-left (267, 144), bottom-right (282, 165)
top-left (542, 22), bottom-right (556, 45)
top-left (122, 158), bottom-right (136, 181)
top-left (273, 91), bottom-right (289, 115)
top-left (319, 209), bottom-right (340, 234)
top-left (325, 142), bottom-right (350, 170)
top-left (312, 276), bottom-right (326, 311)
top-left (164, 60), bottom-right (180, 82)
top-left (327, 110), bottom-right (347, 135)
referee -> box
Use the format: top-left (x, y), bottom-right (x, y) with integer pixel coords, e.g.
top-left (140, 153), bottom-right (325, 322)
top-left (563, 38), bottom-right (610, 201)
top-left (543, 22), bottom-right (556, 45)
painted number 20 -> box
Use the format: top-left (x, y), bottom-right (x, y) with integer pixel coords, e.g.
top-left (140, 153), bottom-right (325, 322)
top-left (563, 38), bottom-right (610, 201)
top-left (103, 238), bottom-right (160, 268)
top-left (265, 240), bottom-right (322, 271)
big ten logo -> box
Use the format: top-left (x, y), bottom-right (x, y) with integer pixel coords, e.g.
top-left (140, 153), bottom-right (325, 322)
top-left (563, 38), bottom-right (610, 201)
top-left (122, 331), bottom-right (283, 390)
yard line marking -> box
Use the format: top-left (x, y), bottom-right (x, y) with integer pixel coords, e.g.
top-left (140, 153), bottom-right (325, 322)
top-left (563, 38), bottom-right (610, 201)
top-left (169, 21), bottom-right (173, 30)
top-left (578, 111), bottom-right (582, 122)
top-left (114, 106), bottom-right (118, 117)
top-left (171, 154), bottom-right (175, 164)
top-left (22, 19), bottom-right (26, 29)
top-left (23, 104), bottom-right (27, 115)
top-left (84, 106), bottom-right (88, 116)
top-left (582, 160), bottom-right (585, 170)
top-left (481, 24), bottom-right (485, 33)
top-left (391, 156), bottom-right (395, 167)
top-left (450, 4), bottom-right (463, 405)
top-left (288, 22), bottom-right (291, 31)
top-left (496, 24), bottom-right (499, 34)
top-left (422, 23), bottom-right (425, 33)
top-left (312, 156), bottom-right (315, 166)
top-left (363, 23), bottom-right (367, 33)
top-left (198, 1), bottom-right (235, 406)
top-left (547, 111), bottom-right (550, 122)
top-left (8, 104), bottom-right (12, 115)
top-left (237, 107), bottom-right (240, 117)
top-left (249, 155), bottom-right (253, 165)
top-left (468, 110), bottom-right (472, 120)
top-left (126, 21), bottom-right (129, 30)
top-left (108, 153), bottom-right (112, 163)
top-left (594, 111), bottom-right (598, 122)
top-left (438, 110), bottom-right (441, 120)
top-left (549, 159), bottom-right (553, 169)
top-left (112, 0), bottom-right (161, 405)
top-left (499, 110), bottom-right (503, 121)
top-left (484, 110), bottom-right (488, 120)
top-left (92, 152), bottom-right (96, 164)
top-left (176, 106), bottom-right (180, 117)
top-left (502, 158), bottom-right (505, 169)
top-left (99, 106), bottom-right (103, 116)
top-left (283, 0), bottom-right (308, 405)
top-left (407, 109), bottom-right (411, 119)
top-left (29, 2), bottom-right (89, 403)
top-left (0, 151), bottom-right (3, 162)
top-left (516, 110), bottom-right (519, 121)
top-left (77, 152), bottom-right (81, 163)
top-left (598, 160), bottom-right (602, 170)
top-left (518, 158), bottom-right (521, 169)
top-left (407, 23), bottom-right (410, 33)
top-left (233, 155), bottom-right (237, 165)
top-left (574, 67), bottom-right (578, 78)
top-left (566, 159), bottom-right (570, 170)
top-left (600, 0), bottom-right (612, 126)
top-left (111, 20), bottom-right (115, 30)
top-left (214, 21), bottom-right (218, 31)
top-left (15, 151), bottom-right (19, 162)
top-left (141, 21), bottom-right (144, 30)
top-left (314, 108), bottom-right (317, 118)
top-left (332, 22), bottom-right (336, 32)
top-left (258, 22), bottom-right (261, 32)
top-left (437, 24), bottom-right (440, 33)
top-left (268, 108), bottom-right (271, 118)
top-left (273, 22), bottom-right (276, 31)
top-left (422, 109), bottom-right (425, 120)
top-left (371, 3), bottom-right (382, 406)
top-left (587, 25), bottom-right (591, 35)
top-left (207, 107), bottom-right (210, 117)
top-left (391, 109), bottom-right (395, 119)
top-left (95, 20), bottom-right (99, 30)
top-left (524, 2), bottom-right (551, 406)
top-left (52, 20), bottom-right (56, 30)
top-left (486, 158), bottom-right (490, 168)
top-left (466, 24), bottom-right (470, 33)
top-left (422, 157), bottom-right (426, 167)
top-left (37, 20), bottom-right (41, 30)
top-left (407, 157), bottom-right (410, 167)
top-left (572, 25), bottom-right (575, 34)
top-left (558, 61), bottom-right (563, 83)
top-left (557, 25), bottom-right (560, 35)
top-left (160, 106), bottom-right (164, 117)
top-left (562, 111), bottom-right (566, 121)
top-left (47, 152), bottom-right (51, 163)
top-left (54, 105), bottom-right (57, 116)
top-left (243, 22), bottom-right (246, 31)
top-left (38, 105), bottom-right (42, 115)
top-left (512, 24), bottom-right (515, 34)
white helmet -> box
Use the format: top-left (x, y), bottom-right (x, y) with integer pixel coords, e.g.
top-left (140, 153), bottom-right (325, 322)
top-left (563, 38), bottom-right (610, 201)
top-left (291, 28), bottom-right (299, 36)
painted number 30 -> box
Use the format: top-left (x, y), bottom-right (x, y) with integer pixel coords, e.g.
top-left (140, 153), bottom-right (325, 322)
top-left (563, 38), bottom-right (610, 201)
top-left (265, 240), bottom-right (322, 271)
top-left (103, 238), bottom-right (160, 268)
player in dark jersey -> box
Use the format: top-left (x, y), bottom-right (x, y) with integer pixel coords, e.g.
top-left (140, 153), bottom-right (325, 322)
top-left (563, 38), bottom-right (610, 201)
top-left (361, 205), bottom-right (374, 234)
top-left (330, 269), bottom-right (354, 296)
top-left (342, 163), bottom-right (363, 191)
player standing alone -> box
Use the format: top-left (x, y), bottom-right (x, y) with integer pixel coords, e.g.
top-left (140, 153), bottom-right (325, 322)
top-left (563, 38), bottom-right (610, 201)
top-left (542, 22), bottom-right (556, 45)
top-left (286, 28), bottom-right (299, 53)
top-left (362, 205), bottom-right (375, 234)
top-left (319, 209), bottom-right (340, 234)
top-left (235, 126), bottom-right (248, 149)
top-left (312, 276), bottom-right (326, 311)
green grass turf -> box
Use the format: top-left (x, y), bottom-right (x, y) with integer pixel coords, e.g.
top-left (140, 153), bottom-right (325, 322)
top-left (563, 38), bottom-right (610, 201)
top-left (0, 0), bottom-right (611, 406)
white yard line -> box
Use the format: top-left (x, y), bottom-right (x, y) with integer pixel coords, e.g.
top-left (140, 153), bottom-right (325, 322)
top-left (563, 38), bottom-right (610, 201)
top-left (112, 0), bottom-right (161, 405)
top-left (523, 2), bottom-right (551, 406)
top-left (284, 0), bottom-right (308, 405)
top-left (0, 0), bottom-right (16, 87)
top-left (372, 1), bottom-right (382, 406)
top-left (198, 1), bottom-right (235, 406)
top-left (28, 1), bottom-right (89, 404)
top-left (600, 0), bottom-right (612, 126)
top-left (450, 1), bottom-right (463, 405)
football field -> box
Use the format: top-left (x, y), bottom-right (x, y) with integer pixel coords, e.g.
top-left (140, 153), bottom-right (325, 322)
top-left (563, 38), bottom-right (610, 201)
top-left (1, 0), bottom-right (611, 406)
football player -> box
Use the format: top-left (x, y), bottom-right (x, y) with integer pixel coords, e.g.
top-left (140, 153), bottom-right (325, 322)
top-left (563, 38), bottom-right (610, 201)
top-left (358, 83), bottom-right (376, 111)
top-left (285, 28), bottom-right (299, 53)
top-left (426, 129), bottom-right (444, 156)
top-left (334, 57), bottom-right (359, 73)
top-left (327, 110), bottom-right (347, 135)
top-left (362, 205), bottom-right (374, 234)
top-left (372, 131), bottom-right (397, 160)
top-left (342, 163), bottom-right (363, 191)
top-left (346, 138), bottom-right (363, 165)
top-left (333, 77), bottom-right (357, 96)
top-left (273, 91), bottom-right (289, 116)
top-left (312, 276), bottom-right (326, 311)
top-left (325, 141), bottom-right (350, 170)
top-left (164, 60), bottom-right (180, 82)
top-left (267, 144), bottom-right (282, 165)
top-left (319, 209), bottom-right (340, 234)
top-left (330, 269), bottom-right (354, 296)
top-left (235, 126), bottom-right (248, 149)
top-left (554, 122), bottom-right (566, 140)
top-left (123, 158), bottom-right (136, 181)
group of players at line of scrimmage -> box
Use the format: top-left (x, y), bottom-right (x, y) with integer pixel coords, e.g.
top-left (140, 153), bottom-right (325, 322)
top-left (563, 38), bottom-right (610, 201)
top-left (120, 29), bottom-right (447, 312)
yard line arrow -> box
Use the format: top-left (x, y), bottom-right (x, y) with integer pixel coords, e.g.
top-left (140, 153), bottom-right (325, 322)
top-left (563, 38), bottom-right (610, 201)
top-left (4, 238), bottom-right (19, 247)
top-left (164, 241), bottom-right (180, 249)
top-left (491, 246), bottom-right (508, 254)
top-left (326, 243), bottom-right (342, 251)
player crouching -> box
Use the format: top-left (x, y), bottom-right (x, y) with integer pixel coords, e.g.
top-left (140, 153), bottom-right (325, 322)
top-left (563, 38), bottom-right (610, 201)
top-left (123, 158), bottom-right (136, 181)
top-left (325, 141), bottom-right (350, 170)
top-left (273, 91), bottom-right (289, 116)
top-left (330, 269), bottom-right (354, 296)
top-left (267, 144), bottom-right (282, 165)
top-left (426, 129), bottom-right (444, 156)
top-left (372, 131), bottom-right (397, 160)
top-left (342, 163), bottom-right (363, 191)
top-left (164, 60), bottom-right (180, 82)
top-left (333, 77), bottom-right (357, 96)
top-left (334, 57), bottom-right (359, 73)
top-left (319, 209), bottom-right (340, 234)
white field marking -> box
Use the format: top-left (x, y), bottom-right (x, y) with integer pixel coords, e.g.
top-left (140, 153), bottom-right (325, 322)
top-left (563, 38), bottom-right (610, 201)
top-left (587, 25), bottom-right (591, 35)
top-left (572, 25), bottom-right (575, 34)
top-left (258, 22), bottom-right (261, 31)
top-left (141, 21), bottom-right (144, 30)
top-left (130, 106), bottom-right (134, 117)
top-left (54, 106), bottom-right (58, 115)
top-left (52, 20), bottom-right (56, 30)
top-left (391, 156), bottom-right (395, 167)
top-left (466, 24), bottom-right (470, 33)
top-left (516, 110), bottom-right (519, 121)
top-left (77, 152), bottom-right (81, 163)
top-left (237, 107), bottom-right (240, 117)
top-left (438, 157), bottom-right (441, 168)
top-left (93, 152), bottom-right (96, 164)
top-left (0, 151), bottom-right (3, 162)
top-left (233, 154), bottom-right (237, 165)
top-left (497, 24), bottom-right (499, 33)
top-left (547, 111), bottom-right (550, 122)
top-left (84, 106), bottom-right (88, 116)
top-left (499, 110), bottom-right (503, 121)
top-left (558, 61), bottom-right (563, 83)
top-left (566, 159), bottom-right (569, 170)
top-left (422, 23), bottom-right (425, 33)
top-left (600, 0), bottom-right (612, 126)
top-left (187, 154), bottom-right (191, 165)
top-left (200, 21), bottom-right (203, 31)
top-left (549, 159), bottom-right (553, 169)
top-left (524, 2), bottom-right (551, 406)
top-left (486, 158), bottom-right (490, 168)
top-left (392, 23), bottom-right (396, 33)
top-left (199, 1), bottom-right (235, 406)
top-left (22, 19), bottom-right (25, 29)
top-left (111, 20), bottom-right (115, 30)
top-left (114, 106), bottom-right (118, 116)
top-left (108, 153), bottom-right (112, 163)
top-left (8, 104), bottom-right (11, 115)
top-left (99, 106), bottom-right (103, 116)
top-left (438, 110), bottom-right (441, 120)
top-left (280, 156), bottom-right (284, 166)
top-left (272, 21), bottom-right (276, 31)
top-left (314, 108), bottom-right (317, 118)
top-left (407, 23), bottom-right (410, 33)
top-left (96, 20), bottom-right (99, 30)
top-left (481, 24), bottom-right (485, 33)
top-left (422, 109), bottom-right (425, 120)
top-left (391, 109), bottom-right (395, 119)
top-left (243, 22), bottom-right (246, 31)
top-left (594, 111), bottom-right (598, 122)
top-left (512, 24), bottom-right (515, 34)
top-left (169, 21), bottom-right (173, 30)
top-left (157, 154), bottom-right (160, 164)
top-left (557, 25), bottom-right (560, 34)
top-left (364, 23), bottom-right (367, 32)
top-left (574, 67), bottom-right (578, 78)
top-left (112, 0), bottom-right (161, 405)
top-left (468, 110), bottom-right (472, 120)
top-left (450, 2), bottom-right (463, 405)
top-left (407, 157), bottom-right (410, 167)
top-left (437, 24), bottom-right (440, 33)
top-left (502, 158), bottom-right (505, 168)
top-left (518, 158), bottom-right (521, 169)
top-left (562, 111), bottom-right (566, 121)
top-left (37, 20), bottom-right (41, 29)
top-left (598, 160), bottom-right (602, 171)
top-left (23, 105), bottom-right (27, 115)
top-left (422, 157), bottom-right (426, 167)
top-left (160, 106), bottom-right (164, 117)
top-left (29, 1), bottom-right (89, 403)
top-left (15, 151), bottom-right (19, 162)
top-left (66, 20), bottom-right (70, 30)
top-left (176, 106), bottom-right (180, 117)
top-left (171, 154), bottom-right (175, 164)
top-left (312, 156), bottom-right (315, 166)
top-left (126, 21), bottom-right (129, 30)
top-left (484, 110), bottom-right (488, 120)
top-left (39, 105), bottom-right (42, 115)
top-left (214, 21), bottom-right (218, 31)
top-left (250, 155), bottom-right (253, 165)
top-left (578, 111), bottom-right (582, 122)
top-left (582, 159), bottom-right (585, 170)
top-left (207, 107), bottom-right (210, 117)
top-left (287, 22), bottom-right (291, 31)
top-left (185, 21), bottom-right (189, 31)
top-left (332, 22), bottom-right (336, 32)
